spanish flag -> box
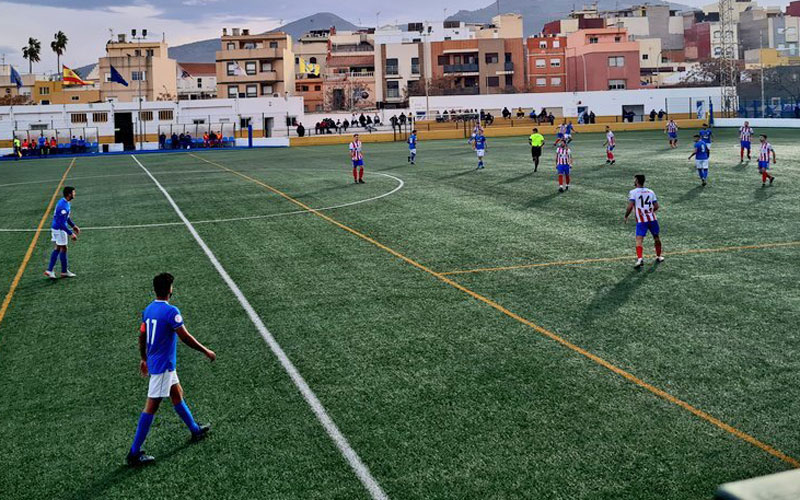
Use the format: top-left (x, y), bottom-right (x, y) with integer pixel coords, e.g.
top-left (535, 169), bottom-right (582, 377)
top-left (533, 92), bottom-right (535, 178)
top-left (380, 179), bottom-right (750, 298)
top-left (63, 65), bottom-right (92, 86)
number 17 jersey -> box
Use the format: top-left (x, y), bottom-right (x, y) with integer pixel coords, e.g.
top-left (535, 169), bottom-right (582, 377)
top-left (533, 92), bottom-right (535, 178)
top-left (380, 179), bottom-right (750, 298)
top-left (628, 187), bottom-right (658, 222)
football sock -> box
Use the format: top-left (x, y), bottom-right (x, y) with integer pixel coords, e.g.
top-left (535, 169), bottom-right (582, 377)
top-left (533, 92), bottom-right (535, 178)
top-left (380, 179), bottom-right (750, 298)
top-left (358, 167), bottom-right (364, 180)
top-left (130, 412), bottom-right (155, 454)
top-left (655, 241), bottom-right (662, 256)
top-left (740, 148), bottom-right (744, 160)
top-left (636, 246), bottom-right (643, 259)
top-left (352, 168), bottom-right (358, 181)
top-left (48, 250), bottom-right (59, 272)
top-left (558, 174), bottom-right (564, 186)
top-left (762, 171), bottom-right (768, 182)
top-left (174, 401), bottom-right (200, 433)
top-left (565, 175), bottom-right (571, 185)
top-left (58, 251), bottom-right (68, 273)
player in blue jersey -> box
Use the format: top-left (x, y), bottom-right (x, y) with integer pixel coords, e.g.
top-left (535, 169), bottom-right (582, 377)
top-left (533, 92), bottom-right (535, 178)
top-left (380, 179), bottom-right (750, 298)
top-left (688, 133), bottom-right (710, 186)
top-left (472, 133), bottom-right (487, 170)
top-left (127, 273), bottom-right (216, 466)
top-left (44, 186), bottom-right (80, 279)
top-left (408, 129), bottom-right (417, 164)
top-left (699, 123), bottom-right (713, 148)
top-left (564, 121), bottom-right (577, 144)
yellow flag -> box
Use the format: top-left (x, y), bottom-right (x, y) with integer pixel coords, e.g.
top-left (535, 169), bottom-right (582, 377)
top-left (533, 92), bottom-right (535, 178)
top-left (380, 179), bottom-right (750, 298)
top-left (299, 57), bottom-right (308, 74)
top-left (62, 65), bottom-right (91, 86)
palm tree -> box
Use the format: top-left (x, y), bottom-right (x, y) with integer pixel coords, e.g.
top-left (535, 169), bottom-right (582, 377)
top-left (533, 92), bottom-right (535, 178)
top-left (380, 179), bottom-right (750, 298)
top-left (22, 37), bottom-right (41, 74)
top-left (51, 31), bottom-right (68, 75)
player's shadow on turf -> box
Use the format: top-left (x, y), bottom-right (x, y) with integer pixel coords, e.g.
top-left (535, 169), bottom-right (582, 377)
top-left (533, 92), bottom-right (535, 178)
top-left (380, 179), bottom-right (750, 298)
top-left (495, 171), bottom-right (534, 184)
top-left (60, 441), bottom-right (196, 500)
top-left (437, 169), bottom-right (479, 180)
top-left (754, 186), bottom-right (777, 201)
top-left (675, 185), bottom-right (704, 204)
top-left (579, 267), bottom-right (654, 324)
top-left (733, 161), bottom-right (750, 171)
top-left (525, 191), bottom-right (561, 207)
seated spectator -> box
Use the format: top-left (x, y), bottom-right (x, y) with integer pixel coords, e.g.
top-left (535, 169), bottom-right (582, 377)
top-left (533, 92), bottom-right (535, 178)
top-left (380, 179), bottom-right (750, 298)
top-left (38, 135), bottom-right (47, 156)
top-left (502, 107), bottom-right (511, 119)
top-left (359, 113), bottom-right (367, 128)
top-left (203, 132), bottom-right (210, 147)
top-left (484, 112), bottom-right (494, 126)
top-left (516, 107), bottom-right (525, 118)
top-left (366, 116), bottom-right (373, 125)
top-left (171, 133), bottom-right (179, 149)
top-left (373, 114), bottom-right (381, 125)
top-left (589, 111), bottom-right (596, 124)
top-left (649, 109), bottom-right (657, 121)
top-left (50, 137), bottom-right (57, 153)
top-left (70, 136), bottom-right (78, 153)
top-left (21, 138), bottom-right (29, 157)
top-left (28, 140), bottom-right (36, 156)
top-left (342, 120), bottom-right (349, 132)
top-left (548, 113), bottom-right (555, 125)
top-left (183, 133), bottom-right (192, 149)
top-left (658, 109), bottom-right (665, 120)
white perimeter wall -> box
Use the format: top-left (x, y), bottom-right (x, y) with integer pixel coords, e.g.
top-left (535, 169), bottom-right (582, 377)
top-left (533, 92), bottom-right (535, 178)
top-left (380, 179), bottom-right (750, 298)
top-left (410, 87), bottom-right (723, 117)
top-left (714, 118), bottom-right (800, 128)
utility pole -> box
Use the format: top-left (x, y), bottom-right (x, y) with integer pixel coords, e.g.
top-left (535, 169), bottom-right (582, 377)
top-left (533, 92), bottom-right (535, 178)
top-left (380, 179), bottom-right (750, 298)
top-left (717, 0), bottom-right (738, 117)
top-left (759, 31), bottom-right (766, 117)
top-left (131, 28), bottom-right (148, 150)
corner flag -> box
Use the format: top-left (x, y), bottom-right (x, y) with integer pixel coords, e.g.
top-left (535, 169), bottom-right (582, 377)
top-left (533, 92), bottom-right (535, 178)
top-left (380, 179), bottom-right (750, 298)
top-left (109, 65), bottom-right (129, 87)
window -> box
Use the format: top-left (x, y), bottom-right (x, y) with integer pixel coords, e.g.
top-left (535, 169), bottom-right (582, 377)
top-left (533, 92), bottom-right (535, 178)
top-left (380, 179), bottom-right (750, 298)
top-left (227, 62), bottom-right (236, 76)
top-left (245, 62), bottom-right (256, 75)
top-left (438, 55), bottom-right (449, 65)
top-left (146, 49), bottom-right (154, 57)
top-left (309, 57), bottom-right (317, 64)
top-left (608, 79), bottom-right (626, 90)
top-left (387, 80), bottom-right (400, 98)
top-left (132, 71), bottom-right (147, 81)
top-left (71, 96), bottom-right (80, 101)
top-left (551, 77), bottom-right (562, 86)
top-left (139, 111), bottom-right (153, 121)
top-left (41, 100), bottom-right (50, 105)
top-left (536, 77), bottom-right (547, 86)
top-left (589, 37), bottom-right (599, 44)
top-left (240, 117), bottom-right (251, 128)
top-left (244, 42), bottom-right (256, 49)
top-left (550, 58), bottom-right (561, 67)
top-left (227, 42), bottom-right (236, 50)
top-left (269, 41), bottom-right (278, 48)
top-left (38, 87), bottom-right (50, 95)
top-left (158, 110), bottom-right (173, 121)
top-left (614, 36), bottom-right (621, 42)
top-left (246, 84), bottom-right (257, 97)
top-left (93, 112), bottom-right (108, 122)
top-left (714, 47), bottom-right (722, 56)
top-left (104, 73), bottom-right (112, 83)
top-left (386, 58), bottom-right (399, 75)
top-left (70, 113), bottom-right (88, 124)
top-left (487, 76), bottom-right (499, 87)
top-left (505, 52), bottom-right (512, 63)
top-left (134, 49), bottom-right (141, 57)
top-left (192, 119), bottom-right (206, 125)
top-left (228, 85), bottom-right (238, 98)
top-left (505, 74), bottom-right (513, 86)
top-left (642, 53), bottom-right (649, 60)
top-left (261, 61), bottom-right (273, 72)
top-left (301, 85), bottom-right (309, 91)
top-left (535, 59), bottom-right (546, 68)
top-left (608, 56), bottom-right (625, 67)
top-left (197, 77), bottom-right (203, 88)
top-left (261, 84), bottom-right (273, 95)
top-left (411, 57), bottom-right (420, 74)
top-left (553, 40), bottom-right (560, 48)
top-left (314, 85), bottom-right (321, 91)
top-left (539, 41), bottom-right (547, 48)
top-left (485, 53), bottom-right (499, 64)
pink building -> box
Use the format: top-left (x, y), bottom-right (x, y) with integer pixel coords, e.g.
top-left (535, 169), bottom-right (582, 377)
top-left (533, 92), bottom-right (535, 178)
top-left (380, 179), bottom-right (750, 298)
top-left (565, 28), bottom-right (640, 92)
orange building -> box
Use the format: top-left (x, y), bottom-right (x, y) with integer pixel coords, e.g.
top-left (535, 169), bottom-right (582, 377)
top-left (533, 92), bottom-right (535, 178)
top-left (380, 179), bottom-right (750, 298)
top-left (429, 37), bottom-right (525, 95)
top-left (216, 29), bottom-right (294, 99)
top-left (565, 28), bottom-right (640, 92)
top-left (526, 34), bottom-right (567, 92)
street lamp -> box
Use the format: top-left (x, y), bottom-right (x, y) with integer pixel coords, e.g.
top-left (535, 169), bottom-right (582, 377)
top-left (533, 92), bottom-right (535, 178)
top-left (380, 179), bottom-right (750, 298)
top-left (131, 28), bottom-right (148, 150)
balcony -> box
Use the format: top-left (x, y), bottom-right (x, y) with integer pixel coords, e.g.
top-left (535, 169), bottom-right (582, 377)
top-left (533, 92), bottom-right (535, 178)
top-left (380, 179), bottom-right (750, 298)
top-left (326, 71), bottom-right (375, 81)
top-left (441, 86), bottom-right (480, 95)
top-left (443, 63), bottom-right (479, 74)
top-left (216, 48), bottom-right (281, 61)
top-left (218, 71), bottom-right (279, 84)
top-left (331, 44), bottom-right (374, 54)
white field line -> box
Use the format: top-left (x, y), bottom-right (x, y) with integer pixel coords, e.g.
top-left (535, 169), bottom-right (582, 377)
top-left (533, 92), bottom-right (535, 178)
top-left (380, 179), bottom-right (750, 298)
top-left (0, 169), bottom-right (225, 189)
top-left (131, 155), bottom-right (388, 500)
top-left (0, 173), bottom-right (404, 232)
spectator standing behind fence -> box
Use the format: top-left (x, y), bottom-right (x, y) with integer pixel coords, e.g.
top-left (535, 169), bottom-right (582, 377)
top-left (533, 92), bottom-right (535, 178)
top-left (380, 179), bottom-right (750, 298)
top-left (70, 136), bottom-right (78, 153)
top-left (159, 133), bottom-right (166, 150)
top-left (658, 109), bottom-right (665, 120)
top-left (296, 123), bottom-right (305, 137)
top-left (171, 133), bottom-right (179, 149)
top-left (39, 135), bottom-right (47, 156)
top-left (649, 109), bottom-right (657, 121)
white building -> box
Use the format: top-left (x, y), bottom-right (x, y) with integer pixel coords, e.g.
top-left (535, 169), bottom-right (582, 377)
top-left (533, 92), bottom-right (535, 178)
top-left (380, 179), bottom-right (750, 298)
top-left (177, 63), bottom-right (218, 100)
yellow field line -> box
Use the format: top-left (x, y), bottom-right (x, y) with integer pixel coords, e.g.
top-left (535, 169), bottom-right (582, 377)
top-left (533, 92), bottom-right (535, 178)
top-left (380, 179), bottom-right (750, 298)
top-left (440, 241), bottom-right (800, 276)
top-left (189, 152), bottom-right (800, 469)
top-left (0, 158), bottom-right (76, 331)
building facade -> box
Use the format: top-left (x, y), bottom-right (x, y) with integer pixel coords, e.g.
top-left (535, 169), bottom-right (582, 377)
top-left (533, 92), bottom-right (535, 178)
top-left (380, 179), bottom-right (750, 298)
top-left (176, 63), bottom-right (217, 100)
top-left (33, 80), bottom-right (101, 105)
top-left (324, 30), bottom-right (377, 110)
top-left (526, 34), bottom-right (567, 92)
top-left (216, 29), bottom-right (295, 99)
top-left (565, 28), bottom-right (641, 91)
top-left (98, 36), bottom-right (178, 102)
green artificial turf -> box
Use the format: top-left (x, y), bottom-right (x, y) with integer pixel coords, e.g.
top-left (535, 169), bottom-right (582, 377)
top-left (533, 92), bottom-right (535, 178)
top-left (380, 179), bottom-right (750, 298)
top-left (0, 127), bottom-right (798, 499)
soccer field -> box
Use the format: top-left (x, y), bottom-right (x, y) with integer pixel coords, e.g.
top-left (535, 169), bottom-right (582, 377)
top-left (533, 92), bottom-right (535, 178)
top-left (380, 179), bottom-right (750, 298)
top-left (1, 127), bottom-right (799, 499)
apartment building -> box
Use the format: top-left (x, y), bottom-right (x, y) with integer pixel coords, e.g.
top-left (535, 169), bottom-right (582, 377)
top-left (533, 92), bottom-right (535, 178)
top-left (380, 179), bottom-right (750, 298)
top-left (526, 34), bottom-right (567, 92)
top-left (565, 28), bottom-right (641, 91)
top-left (294, 30), bottom-right (329, 112)
top-left (33, 80), bottom-right (101, 105)
top-left (216, 29), bottom-right (294, 99)
top-left (177, 63), bottom-right (217, 100)
top-left (98, 36), bottom-right (177, 102)
top-left (739, 6), bottom-right (800, 57)
top-left (324, 30), bottom-right (376, 110)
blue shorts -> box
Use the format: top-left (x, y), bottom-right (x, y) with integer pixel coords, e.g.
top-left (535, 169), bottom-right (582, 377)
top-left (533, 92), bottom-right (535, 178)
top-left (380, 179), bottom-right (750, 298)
top-left (607, 145), bottom-right (615, 151)
top-left (557, 164), bottom-right (571, 175)
top-left (636, 220), bottom-right (660, 237)
top-left (557, 133), bottom-right (564, 139)
top-left (758, 160), bottom-right (770, 170)
top-left (668, 132), bottom-right (677, 139)
top-left (741, 141), bottom-right (751, 149)
top-left (352, 159), bottom-right (363, 167)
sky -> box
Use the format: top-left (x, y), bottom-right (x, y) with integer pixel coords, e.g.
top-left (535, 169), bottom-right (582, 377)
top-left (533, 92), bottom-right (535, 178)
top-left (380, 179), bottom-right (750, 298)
top-left (0, 0), bottom-right (787, 73)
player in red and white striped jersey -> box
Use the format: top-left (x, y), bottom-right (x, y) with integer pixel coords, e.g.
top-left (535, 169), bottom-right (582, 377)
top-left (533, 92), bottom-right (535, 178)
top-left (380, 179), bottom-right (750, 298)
top-left (604, 126), bottom-right (616, 165)
top-left (665, 120), bottom-right (678, 148)
top-left (624, 174), bottom-right (664, 269)
top-left (757, 134), bottom-right (776, 187)
top-left (348, 134), bottom-right (365, 184)
top-left (739, 121), bottom-right (754, 162)
top-left (555, 141), bottom-right (573, 192)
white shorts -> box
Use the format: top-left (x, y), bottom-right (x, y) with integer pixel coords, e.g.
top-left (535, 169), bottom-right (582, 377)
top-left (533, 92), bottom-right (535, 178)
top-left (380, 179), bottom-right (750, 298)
top-left (476, 150), bottom-right (485, 158)
top-left (409, 148), bottom-right (416, 155)
top-left (564, 134), bottom-right (572, 140)
top-left (695, 159), bottom-right (709, 170)
top-left (51, 229), bottom-right (68, 246)
top-left (148, 370), bottom-right (179, 398)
